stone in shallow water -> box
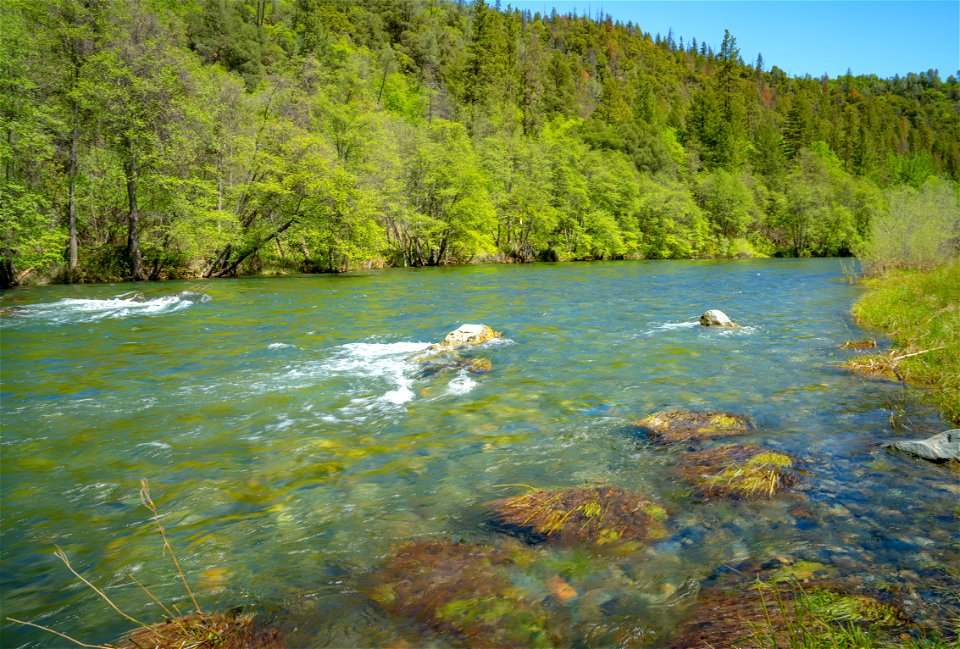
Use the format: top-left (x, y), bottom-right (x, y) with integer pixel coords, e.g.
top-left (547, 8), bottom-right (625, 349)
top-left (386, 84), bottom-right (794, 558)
top-left (699, 309), bottom-right (735, 327)
top-left (119, 610), bottom-right (283, 649)
top-left (678, 444), bottom-right (800, 499)
top-left (435, 324), bottom-right (502, 350)
top-left (883, 429), bottom-right (960, 463)
top-left (635, 409), bottom-right (754, 442)
top-left (487, 486), bottom-right (668, 546)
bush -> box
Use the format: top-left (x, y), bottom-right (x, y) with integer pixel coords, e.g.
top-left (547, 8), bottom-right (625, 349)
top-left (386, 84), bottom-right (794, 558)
top-left (856, 178), bottom-right (960, 276)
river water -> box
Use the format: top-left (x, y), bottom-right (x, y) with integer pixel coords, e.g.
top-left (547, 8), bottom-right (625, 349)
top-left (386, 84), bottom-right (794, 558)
top-left (1, 259), bottom-right (956, 647)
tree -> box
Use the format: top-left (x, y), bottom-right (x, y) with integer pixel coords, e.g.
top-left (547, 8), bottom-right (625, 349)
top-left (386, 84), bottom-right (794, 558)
top-left (83, 0), bottom-right (191, 280)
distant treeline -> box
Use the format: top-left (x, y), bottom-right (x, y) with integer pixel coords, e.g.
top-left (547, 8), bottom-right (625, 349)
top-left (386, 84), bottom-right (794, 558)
top-left (2, 0), bottom-right (958, 286)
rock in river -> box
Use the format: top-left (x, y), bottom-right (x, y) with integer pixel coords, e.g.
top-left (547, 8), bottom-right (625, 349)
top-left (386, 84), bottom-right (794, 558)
top-left (635, 409), bottom-right (754, 442)
top-left (699, 309), bottom-right (735, 327)
top-left (883, 429), bottom-right (960, 463)
top-left (434, 323), bottom-right (502, 349)
top-left (487, 485), bottom-right (668, 547)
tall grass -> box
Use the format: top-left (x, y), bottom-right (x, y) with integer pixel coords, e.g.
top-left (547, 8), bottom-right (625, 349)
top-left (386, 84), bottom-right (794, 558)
top-left (850, 260), bottom-right (960, 424)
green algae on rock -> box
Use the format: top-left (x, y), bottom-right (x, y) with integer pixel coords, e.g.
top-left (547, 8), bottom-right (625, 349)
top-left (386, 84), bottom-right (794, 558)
top-left (368, 539), bottom-right (566, 648)
top-left (635, 409), bottom-right (754, 442)
top-left (487, 486), bottom-right (669, 547)
top-left (679, 444), bottom-right (800, 499)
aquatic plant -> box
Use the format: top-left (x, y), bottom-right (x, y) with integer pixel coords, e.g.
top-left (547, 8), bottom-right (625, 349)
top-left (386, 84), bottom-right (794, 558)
top-left (635, 409), bottom-right (754, 442)
top-left (487, 485), bottom-right (668, 546)
top-left (7, 480), bottom-right (282, 649)
top-left (679, 445), bottom-right (799, 499)
top-left (368, 539), bottom-right (565, 648)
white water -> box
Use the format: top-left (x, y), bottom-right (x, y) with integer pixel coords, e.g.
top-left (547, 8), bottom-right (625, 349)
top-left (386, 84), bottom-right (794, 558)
top-left (4, 291), bottom-right (211, 324)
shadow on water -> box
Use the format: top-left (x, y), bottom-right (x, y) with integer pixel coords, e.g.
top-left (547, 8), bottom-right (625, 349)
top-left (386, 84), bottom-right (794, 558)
top-left (1, 259), bottom-right (957, 647)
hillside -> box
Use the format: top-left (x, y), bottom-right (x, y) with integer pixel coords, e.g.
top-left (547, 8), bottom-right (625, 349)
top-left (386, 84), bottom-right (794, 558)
top-left (2, 0), bottom-right (958, 285)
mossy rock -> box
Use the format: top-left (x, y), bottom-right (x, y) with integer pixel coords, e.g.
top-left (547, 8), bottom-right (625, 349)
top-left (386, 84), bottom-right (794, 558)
top-left (466, 357), bottom-right (493, 373)
top-left (487, 486), bottom-right (668, 547)
top-left (679, 445), bottom-right (800, 499)
top-left (120, 610), bottom-right (283, 649)
top-left (368, 539), bottom-right (565, 648)
top-left (635, 410), bottom-right (753, 442)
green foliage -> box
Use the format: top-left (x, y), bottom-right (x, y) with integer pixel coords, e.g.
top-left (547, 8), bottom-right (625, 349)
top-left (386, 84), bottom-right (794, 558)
top-left (856, 178), bottom-right (960, 275)
top-left (851, 260), bottom-right (960, 423)
top-left (4, 0), bottom-right (959, 283)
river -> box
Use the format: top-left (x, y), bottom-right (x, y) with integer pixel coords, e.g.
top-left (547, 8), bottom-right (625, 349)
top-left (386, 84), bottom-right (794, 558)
top-left (1, 259), bottom-right (956, 647)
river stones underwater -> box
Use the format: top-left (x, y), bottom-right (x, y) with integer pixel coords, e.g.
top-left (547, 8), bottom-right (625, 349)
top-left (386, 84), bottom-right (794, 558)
top-left (487, 486), bottom-right (668, 547)
top-left (367, 539), bottom-right (568, 648)
top-left (678, 444), bottom-right (801, 499)
top-left (119, 610), bottom-right (283, 649)
top-left (635, 409), bottom-right (754, 442)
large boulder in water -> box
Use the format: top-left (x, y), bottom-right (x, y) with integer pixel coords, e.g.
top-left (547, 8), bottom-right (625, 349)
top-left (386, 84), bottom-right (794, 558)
top-left (434, 324), bottom-right (502, 350)
top-left (883, 429), bottom-right (960, 463)
top-left (699, 309), bottom-right (735, 327)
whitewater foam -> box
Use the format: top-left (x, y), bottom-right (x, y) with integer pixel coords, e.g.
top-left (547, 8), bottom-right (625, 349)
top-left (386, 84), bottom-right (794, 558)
top-left (7, 291), bottom-right (211, 324)
top-left (445, 368), bottom-right (477, 396)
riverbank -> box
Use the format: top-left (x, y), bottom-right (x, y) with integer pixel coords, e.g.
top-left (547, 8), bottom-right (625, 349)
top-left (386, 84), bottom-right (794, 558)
top-left (849, 260), bottom-right (960, 424)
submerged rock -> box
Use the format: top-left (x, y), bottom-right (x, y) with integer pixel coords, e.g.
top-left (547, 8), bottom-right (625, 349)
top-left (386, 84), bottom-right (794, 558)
top-left (119, 610), bottom-right (283, 649)
top-left (635, 409), bottom-right (754, 442)
top-left (678, 445), bottom-right (800, 499)
top-left (434, 324), bottom-right (502, 350)
top-left (883, 429), bottom-right (960, 463)
top-left (699, 309), bottom-right (735, 327)
top-left (667, 563), bottom-right (911, 648)
top-left (368, 539), bottom-right (566, 648)
top-left (487, 485), bottom-right (668, 547)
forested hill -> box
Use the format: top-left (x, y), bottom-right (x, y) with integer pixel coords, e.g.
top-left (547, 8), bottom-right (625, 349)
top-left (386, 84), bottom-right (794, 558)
top-left (2, 0), bottom-right (958, 286)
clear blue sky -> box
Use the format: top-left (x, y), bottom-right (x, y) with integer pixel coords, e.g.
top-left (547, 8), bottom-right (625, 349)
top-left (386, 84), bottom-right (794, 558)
top-left (508, 1), bottom-right (960, 79)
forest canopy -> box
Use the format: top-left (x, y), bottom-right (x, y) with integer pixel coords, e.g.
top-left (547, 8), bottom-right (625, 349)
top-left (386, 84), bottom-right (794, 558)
top-left (2, 0), bottom-right (958, 286)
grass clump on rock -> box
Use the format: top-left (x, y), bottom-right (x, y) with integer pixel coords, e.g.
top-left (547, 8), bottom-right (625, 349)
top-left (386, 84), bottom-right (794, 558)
top-left (487, 485), bottom-right (668, 547)
top-left (679, 445), bottom-right (799, 499)
top-left (368, 539), bottom-right (564, 648)
top-left (635, 409), bottom-right (754, 443)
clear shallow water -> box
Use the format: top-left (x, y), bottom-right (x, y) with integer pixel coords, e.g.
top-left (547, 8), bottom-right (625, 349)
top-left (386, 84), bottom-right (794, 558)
top-left (1, 259), bottom-right (956, 647)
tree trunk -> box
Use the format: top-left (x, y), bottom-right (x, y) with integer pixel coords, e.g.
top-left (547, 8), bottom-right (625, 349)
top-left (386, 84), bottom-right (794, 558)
top-left (68, 99), bottom-right (79, 272)
top-left (124, 159), bottom-right (145, 281)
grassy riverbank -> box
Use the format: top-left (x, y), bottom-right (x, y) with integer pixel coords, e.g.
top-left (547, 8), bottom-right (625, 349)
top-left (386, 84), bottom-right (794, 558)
top-left (849, 260), bottom-right (960, 425)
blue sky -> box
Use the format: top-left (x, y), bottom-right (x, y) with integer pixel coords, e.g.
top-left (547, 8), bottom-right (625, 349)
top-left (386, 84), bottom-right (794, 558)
top-left (508, 1), bottom-right (960, 79)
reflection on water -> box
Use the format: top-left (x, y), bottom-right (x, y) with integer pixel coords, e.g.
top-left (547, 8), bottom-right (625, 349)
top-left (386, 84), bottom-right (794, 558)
top-left (1, 259), bottom-right (957, 647)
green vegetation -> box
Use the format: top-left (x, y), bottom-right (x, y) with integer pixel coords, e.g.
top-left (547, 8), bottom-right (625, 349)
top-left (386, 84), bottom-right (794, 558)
top-left (2, 0), bottom-right (958, 286)
top-left (849, 260), bottom-right (960, 424)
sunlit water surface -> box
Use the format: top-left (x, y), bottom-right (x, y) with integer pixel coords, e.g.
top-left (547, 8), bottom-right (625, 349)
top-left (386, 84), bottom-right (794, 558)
top-left (1, 259), bottom-right (956, 647)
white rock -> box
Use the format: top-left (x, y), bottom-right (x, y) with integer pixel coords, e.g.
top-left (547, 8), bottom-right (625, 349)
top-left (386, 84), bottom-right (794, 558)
top-left (699, 309), bottom-right (735, 327)
top-left (436, 324), bottom-right (501, 349)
